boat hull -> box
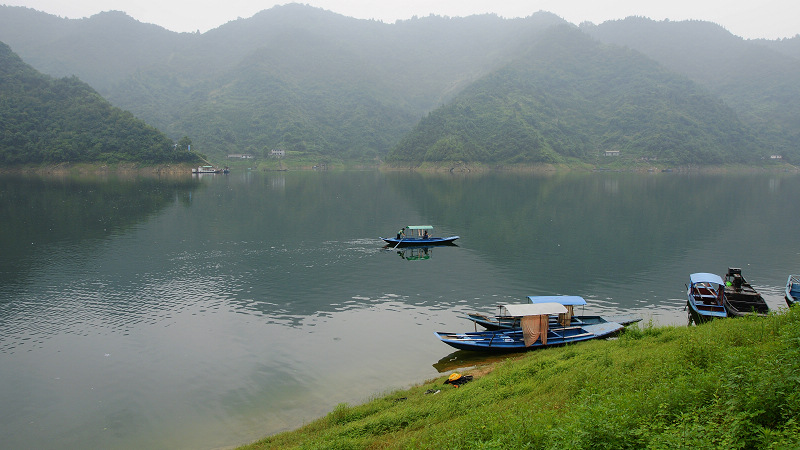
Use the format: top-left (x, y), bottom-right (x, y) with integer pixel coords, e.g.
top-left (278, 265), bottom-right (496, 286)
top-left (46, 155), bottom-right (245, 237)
top-left (463, 313), bottom-right (641, 331)
top-left (785, 275), bottom-right (800, 307)
top-left (434, 322), bottom-right (623, 353)
top-left (380, 236), bottom-right (459, 247)
top-left (723, 294), bottom-right (769, 317)
top-left (722, 269), bottom-right (769, 317)
top-left (687, 299), bottom-right (726, 324)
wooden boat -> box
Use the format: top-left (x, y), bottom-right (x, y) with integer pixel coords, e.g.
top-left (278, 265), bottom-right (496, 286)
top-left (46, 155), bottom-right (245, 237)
top-left (785, 275), bottom-right (800, 307)
top-left (463, 295), bottom-right (641, 330)
top-left (722, 268), bottom-right (769, 317)
top-left (435, 303), bottom-right (624, 352)
top-left (380, 225), bottom-right (459, 247)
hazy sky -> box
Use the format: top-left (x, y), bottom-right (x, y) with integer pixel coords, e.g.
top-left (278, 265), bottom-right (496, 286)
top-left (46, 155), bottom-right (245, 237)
top-left (3, 0), bottom-right (798, 40)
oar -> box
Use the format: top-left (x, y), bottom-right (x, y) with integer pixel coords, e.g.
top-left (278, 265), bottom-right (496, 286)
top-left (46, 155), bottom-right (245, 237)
top-left (393, 237), bottom-right (404, 249)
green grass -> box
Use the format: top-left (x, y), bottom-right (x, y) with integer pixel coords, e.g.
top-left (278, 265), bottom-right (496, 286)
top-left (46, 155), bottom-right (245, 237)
top-left (240, 309), bottom-right (800, 449)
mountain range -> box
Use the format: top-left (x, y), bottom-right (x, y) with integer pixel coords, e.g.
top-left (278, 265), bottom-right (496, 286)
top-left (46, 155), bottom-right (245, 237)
top-left (0, 40), bottom-right (197, 165)
top-left (0, 3), bottom-right (797, 166)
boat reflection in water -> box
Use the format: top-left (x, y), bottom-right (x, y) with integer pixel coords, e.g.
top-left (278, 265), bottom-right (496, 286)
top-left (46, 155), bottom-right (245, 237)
top-left (400, 246), bottom-right (431, 260)
top-left (383, 243), bottom-right (459, 260)
top-left (397, 246), bottom-right (433, 260)
top-left (433, 350), bottom-right (514, 373)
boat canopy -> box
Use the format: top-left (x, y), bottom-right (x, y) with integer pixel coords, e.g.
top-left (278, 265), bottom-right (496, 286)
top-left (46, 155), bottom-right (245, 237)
top-left (406, 225), bottom-right (433, 230)
top-left (527, 295), bottom-right (587, 306)
top-left (500, 303), bottom-right (568, 317)
top-left (690, 273), bottom-right (724, 285)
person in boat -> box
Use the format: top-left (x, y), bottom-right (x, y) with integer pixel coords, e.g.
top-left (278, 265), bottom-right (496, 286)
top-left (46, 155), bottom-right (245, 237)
top-left (423, 230), bottom-right (429, 239)
top-left (397, 227), bottom-right (405, 239)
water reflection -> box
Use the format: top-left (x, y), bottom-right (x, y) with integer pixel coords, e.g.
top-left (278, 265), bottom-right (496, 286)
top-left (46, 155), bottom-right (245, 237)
top-left (0, 173), bottom-right (199, 293)
top-left (382, 171), bottom-right (800, 304)
top-left (2, 170), bottom-right (800, 449)
top-left (384, 243), bottom-right (461, 262)
top-left (432, 350), bottom-right (517, 373)
top-left (398, 246), bottom-right (432, 261)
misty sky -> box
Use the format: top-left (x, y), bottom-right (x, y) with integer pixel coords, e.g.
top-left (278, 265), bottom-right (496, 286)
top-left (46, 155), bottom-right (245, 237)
top-left (2, 0), bottom-right (798, 40)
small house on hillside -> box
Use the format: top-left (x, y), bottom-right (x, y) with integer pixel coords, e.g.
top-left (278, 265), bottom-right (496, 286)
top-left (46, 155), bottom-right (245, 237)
top-left (270, 149), bottom-right (285, 157)
top-left (604, 150), bottom-right (620, 157)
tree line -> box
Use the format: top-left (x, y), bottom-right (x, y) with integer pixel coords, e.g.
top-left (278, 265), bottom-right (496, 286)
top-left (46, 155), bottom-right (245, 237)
top-left (0, 41), bottom-right (199, 165)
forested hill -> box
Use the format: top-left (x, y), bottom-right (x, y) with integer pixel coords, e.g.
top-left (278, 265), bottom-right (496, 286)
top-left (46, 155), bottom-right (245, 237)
top-left (582, 17), bottom-right (800, 165)
top-left (0, 8), bottom-right (191, 91)
top-left (0, 5), bottom-right (565, 161)
top-left (0, 41), bottom-right (198, 165)
top-left (0, 4), bottom-right (797, 165)
top-left (386, 25), bottom-right (761, 165)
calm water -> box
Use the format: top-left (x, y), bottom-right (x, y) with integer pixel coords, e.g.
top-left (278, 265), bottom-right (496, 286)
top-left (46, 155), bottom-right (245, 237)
top-left (1, 170), bottom-right (799, 449)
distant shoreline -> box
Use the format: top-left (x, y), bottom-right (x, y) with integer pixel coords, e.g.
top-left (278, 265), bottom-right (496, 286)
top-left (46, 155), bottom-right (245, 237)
top-left (0, 161), bottom-right (797, 176)
top-left (379, 161), bottom-right (800, 174)
top-left (0, 162), bottom-right (198, 176)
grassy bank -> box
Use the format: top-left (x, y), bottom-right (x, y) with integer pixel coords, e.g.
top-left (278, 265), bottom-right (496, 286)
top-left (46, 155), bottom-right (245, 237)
top-left (241, 307), bottom-right (800, 449)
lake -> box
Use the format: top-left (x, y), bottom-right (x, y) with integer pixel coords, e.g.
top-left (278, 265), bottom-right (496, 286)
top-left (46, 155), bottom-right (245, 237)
top-left (1, 169), bottom-right (798, 449)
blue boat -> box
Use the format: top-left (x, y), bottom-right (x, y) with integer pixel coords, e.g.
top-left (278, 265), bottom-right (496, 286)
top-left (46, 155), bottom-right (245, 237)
top-left (436, 303), bottom-right (624, 352)
top-left (786, 275), bottom-right (800, 307)
top-left (381, 225), bottom-right (459, 247)
top-left (686, 272), bottom-right (727, 324)
top-left (462, 295), bottom-right (641, 330)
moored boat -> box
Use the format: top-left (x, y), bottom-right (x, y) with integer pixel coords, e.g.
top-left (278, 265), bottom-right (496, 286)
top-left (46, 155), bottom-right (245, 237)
top-left (722, 268), bottom-right (769, 317)
top-left (192, 165), bottom-right (222, 174)
top-left (462, 295), bottom-right (641, 331)
top-left (686, 272), bottom-right (727, 324)
top-left (436, 303), bottom-right (624, 352)
top-left (380, 225), bottom-right (459, 247)
top-left (786, 275), bottom-right (800, 307)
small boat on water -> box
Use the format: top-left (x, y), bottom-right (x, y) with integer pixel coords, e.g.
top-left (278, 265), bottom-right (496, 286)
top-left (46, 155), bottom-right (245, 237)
top-left (722, 268), bottom-right (769, 317)
top-left (435, 303), bottom-right (624, 352)
top-left (192, 165), bottom-right (222, 174)
top-left (380, 225), bottom-right (459, 247)
top-left (463, 295), bottom-right (641, 331)
top-left (785, 275), bottom-right (800, 307)
top-left (686, 272), bottom-right (727, 324)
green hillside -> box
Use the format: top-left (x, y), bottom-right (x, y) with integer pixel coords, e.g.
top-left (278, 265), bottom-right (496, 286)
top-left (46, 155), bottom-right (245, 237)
top-left (386, 26), bottom-right (762, 166)
top-left (106, 7), bottom-right (564, 160)
top-left (0, 8), bottom-right (190, 91)
top-left (584, 17), bottom-right (800, 162)
top-left (0, 5), bottom-right (797, 166)
top-left (0, 5), bottom-right (565, 160)
top-left (0, 41), bottom-right (198, 165)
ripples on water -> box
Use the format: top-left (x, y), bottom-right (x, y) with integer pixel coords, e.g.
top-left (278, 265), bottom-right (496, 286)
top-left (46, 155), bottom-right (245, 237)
top-left (3, 171), bottom-right (800, 449)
